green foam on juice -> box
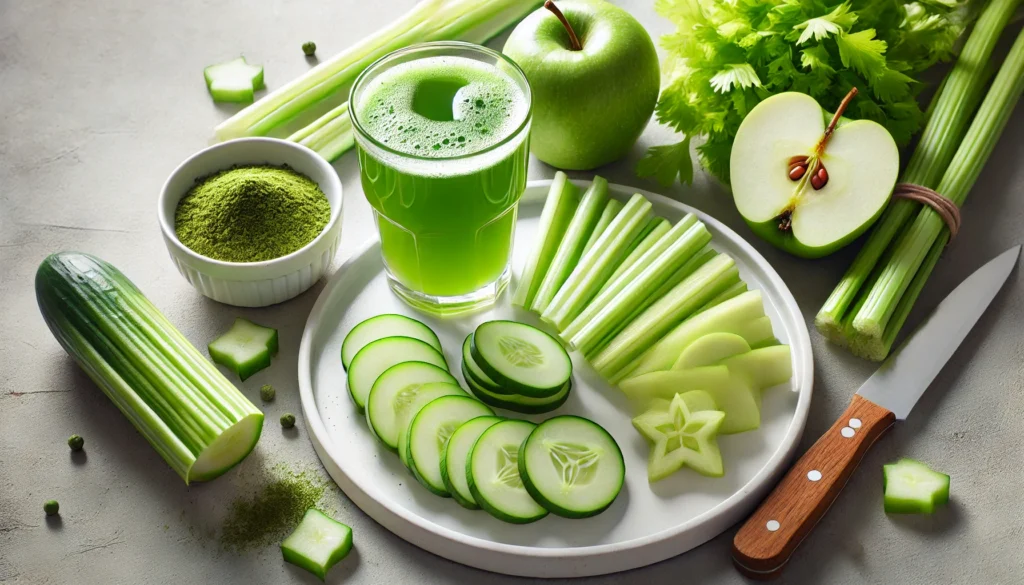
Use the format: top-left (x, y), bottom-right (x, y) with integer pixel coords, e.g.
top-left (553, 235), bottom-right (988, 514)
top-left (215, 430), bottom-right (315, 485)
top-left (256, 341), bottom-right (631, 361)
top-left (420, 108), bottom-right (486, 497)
top-left (356, 56), bottom-right (528, 159)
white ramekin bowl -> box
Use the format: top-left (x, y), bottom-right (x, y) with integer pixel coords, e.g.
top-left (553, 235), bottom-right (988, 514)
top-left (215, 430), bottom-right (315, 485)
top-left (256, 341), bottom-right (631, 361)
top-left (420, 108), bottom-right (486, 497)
top-left (158, 138), bottom-right (343, 307)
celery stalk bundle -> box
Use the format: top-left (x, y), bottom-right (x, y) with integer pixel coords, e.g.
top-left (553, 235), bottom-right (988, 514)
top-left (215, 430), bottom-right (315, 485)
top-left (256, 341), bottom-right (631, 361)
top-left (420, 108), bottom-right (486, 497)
top-left (816, 0), bottom-right (1024, 360)
top-left (213, 0), bottom-right (542, 162)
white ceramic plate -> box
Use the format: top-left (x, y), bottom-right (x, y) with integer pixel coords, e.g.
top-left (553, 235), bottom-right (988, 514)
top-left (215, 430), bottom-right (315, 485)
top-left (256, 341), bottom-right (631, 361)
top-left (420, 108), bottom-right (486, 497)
top-left (298, 179), bottom-right (814, 578)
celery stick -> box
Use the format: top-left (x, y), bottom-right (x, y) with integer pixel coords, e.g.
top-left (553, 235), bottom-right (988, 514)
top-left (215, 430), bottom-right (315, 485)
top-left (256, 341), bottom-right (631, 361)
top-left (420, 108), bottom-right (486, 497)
top-left (584, 247), bottom-right (718, 358)
top-left (850, 27), bottom-right (1024, 355)
top-left (565, 215), bottom-right (696, 343)
top-left (592, 254), bottom-right (740, 380)
top-left (582, 199), bottom-right (623, 256)
top-left (512, 172), bottom-right (579, 307)
top-left (541, 194), bottom-right (652, 329)
top-left (530, 177), bottom-right (609, 312)
top-left (815, 0), bottom-right (1020, 337)
top-left (613, 290), bottom-right (766, 383)
top-left (566, 218), bottom-right (710, 354)
top-left (287, 102), bottom-right (354, 161)
top-left (599, 217), bottom-right (671, 296)
top-left (695, 281), bottom-right (748, 315)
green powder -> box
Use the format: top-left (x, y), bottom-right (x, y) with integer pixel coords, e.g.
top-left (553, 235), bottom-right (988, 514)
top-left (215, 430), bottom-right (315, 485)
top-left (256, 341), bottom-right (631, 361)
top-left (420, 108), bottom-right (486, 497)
top-left (175, 165), bottom-right (331, 263)
top-left (220, 467), bottom-right (329, 552)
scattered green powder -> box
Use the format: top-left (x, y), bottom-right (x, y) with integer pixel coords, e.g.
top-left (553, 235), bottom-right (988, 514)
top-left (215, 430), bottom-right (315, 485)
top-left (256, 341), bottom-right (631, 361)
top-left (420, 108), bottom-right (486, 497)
top-left (220, 468), bottom-right (328, 552)
top-left (175, 165), bottom-right (330, 263)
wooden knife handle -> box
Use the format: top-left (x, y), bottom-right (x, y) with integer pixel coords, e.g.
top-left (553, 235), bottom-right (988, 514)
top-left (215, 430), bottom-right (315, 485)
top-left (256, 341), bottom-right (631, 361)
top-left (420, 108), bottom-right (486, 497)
top-left (732, 395), bottom-right (896, 580)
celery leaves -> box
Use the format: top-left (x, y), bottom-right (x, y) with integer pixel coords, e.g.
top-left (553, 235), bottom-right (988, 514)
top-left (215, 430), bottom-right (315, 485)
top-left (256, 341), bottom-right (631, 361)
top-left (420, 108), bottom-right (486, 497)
top-left (641, 0), bottom-right (970, 186)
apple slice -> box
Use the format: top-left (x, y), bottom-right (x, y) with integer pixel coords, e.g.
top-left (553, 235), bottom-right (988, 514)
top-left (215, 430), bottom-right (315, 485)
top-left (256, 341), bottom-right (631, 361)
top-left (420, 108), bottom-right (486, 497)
top-left (730, 90), bottom-right (899, 258)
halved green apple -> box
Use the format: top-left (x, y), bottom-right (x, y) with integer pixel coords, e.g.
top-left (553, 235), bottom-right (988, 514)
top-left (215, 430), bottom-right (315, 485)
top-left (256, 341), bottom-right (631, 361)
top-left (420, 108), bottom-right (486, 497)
top-left (730, 91), bottom-right (899, 258)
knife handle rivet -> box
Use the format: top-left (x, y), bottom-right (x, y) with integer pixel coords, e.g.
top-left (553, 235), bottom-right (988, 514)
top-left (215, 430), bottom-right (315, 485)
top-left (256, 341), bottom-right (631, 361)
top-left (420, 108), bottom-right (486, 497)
top-left (807, 470), bottom-right (822, 481)
top-left (849, 418), bottom-right (862, 429)
top-left (766, 520), bottom-right (780, 532)
top-left (841, 427), bottom-right (855, 438)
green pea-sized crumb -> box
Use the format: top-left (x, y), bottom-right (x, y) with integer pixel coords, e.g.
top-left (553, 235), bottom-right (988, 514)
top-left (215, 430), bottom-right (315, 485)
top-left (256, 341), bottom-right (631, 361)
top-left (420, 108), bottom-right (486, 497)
top-left (44, 500), bottom-right (59, 516)
top-left (302, 41), bottom-right (317, 56)
top-left (68, 434), bottom-right (85, 452)
top-left (280, 413), bottom-right (296, 429)
top-left (260, 384), bottom-right (276, 402)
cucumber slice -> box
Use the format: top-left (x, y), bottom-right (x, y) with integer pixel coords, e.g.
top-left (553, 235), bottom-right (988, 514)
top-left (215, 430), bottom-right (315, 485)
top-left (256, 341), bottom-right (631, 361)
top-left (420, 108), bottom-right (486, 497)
top-left (365, 361), bottom-right (461, 450)
top-left (468, 420), bottom-right (548, 524)
top-left (441, 416), bottom-right (503, 509)
top-left (672, 332), bottom-right (751, 369)
top-left (720, 346), bottom-right (792, 389)
top-left (464, 365), bottom-right (571, 415)
top-left (471, 321), bottom-right (571, 397)
top-left (341, 314), bottom-right (442, 371)
top-left (407, 395), bottom-right (493, 496)
top-left (633, 393), bottom-right (726, 481)
top-left (461, 333), bottom-right (507, 394)
top-left (347, 337), bottom-right (448, 410)
top-left (280, 509), bottom-right (352, 581)
top-left (204, 56), bottom-right (265, 103)
top-left (519, 416), bottom-right (624, 518)
top-left (883, 459), bottom-right (950, 514)
top-left (207, 318), bottom-right (279, 381)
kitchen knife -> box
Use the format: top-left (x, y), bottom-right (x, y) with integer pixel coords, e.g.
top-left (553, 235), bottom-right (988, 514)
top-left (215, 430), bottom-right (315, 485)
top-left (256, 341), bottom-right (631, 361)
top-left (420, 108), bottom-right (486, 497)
top-left (732, 245), bottom-right (1020, 580)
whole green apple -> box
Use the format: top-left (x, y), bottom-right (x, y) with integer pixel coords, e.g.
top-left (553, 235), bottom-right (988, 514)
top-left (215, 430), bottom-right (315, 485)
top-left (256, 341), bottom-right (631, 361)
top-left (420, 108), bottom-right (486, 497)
top-left (730, 90), bottom-right (899, 258)
top-left (503, 0), bottom-right (659, 170)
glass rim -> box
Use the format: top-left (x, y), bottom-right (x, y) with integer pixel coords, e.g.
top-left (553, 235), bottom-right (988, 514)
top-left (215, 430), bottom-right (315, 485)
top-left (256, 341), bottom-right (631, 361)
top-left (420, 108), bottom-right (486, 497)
top-left (348, 41), bottom-right (533, 163)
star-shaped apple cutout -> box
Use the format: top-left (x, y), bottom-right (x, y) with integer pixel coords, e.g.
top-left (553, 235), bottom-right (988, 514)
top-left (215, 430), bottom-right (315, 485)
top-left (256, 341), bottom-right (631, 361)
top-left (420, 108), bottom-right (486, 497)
top-left (632, 393), bottom-right (726, 481)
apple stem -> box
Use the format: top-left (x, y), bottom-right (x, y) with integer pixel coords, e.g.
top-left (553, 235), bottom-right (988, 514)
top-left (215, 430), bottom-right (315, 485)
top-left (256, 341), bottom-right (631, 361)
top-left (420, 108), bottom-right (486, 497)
top-left (821, 87), bottom-right (859, 148)
top-left (545, 1), bottom-right (582, 51)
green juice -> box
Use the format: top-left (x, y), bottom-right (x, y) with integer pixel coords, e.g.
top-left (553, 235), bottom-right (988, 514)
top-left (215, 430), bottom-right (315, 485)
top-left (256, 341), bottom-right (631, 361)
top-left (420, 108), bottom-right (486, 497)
top-left (353, 50), bottom-right (531, 308)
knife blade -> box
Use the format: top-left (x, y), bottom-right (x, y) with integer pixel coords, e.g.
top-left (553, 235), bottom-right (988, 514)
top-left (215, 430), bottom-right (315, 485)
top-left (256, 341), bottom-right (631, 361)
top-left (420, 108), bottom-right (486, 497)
top-left (732, 245), bottom-right (1019, 580)
top-left (858, 245), bottom-right (1021, 419)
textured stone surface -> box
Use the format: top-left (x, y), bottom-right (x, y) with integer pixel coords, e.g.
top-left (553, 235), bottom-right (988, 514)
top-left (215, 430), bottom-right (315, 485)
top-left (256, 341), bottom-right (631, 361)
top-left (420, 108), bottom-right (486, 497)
top-left (1, 1), bottom-right (1022, 583)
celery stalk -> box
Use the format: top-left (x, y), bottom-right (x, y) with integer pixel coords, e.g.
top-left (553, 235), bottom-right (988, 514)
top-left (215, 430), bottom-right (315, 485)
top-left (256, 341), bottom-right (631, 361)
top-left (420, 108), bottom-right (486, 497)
top-left (616, 290), bottom-right (767, 383)
top-left (581, 199), bottom-right (623, 256)
top-left (850, 27), bottom-right (1024, 357)
top-left (584, 247), bottom-right (718, 359)
top-left (566, 218), bottom-right (710, 354)
top-left (214, 0), bottom-right (542, 143)
top-left (512, 172), bottom-right (580, 308)
top-left (592, 254), bottom-right (740, 379)
top-left (530, 177), bottom-right (609, 313)
top-left (541, 194), bottom-right (652, 329)
top-left (695, 280), bottom-right (749, 314)
top-left (815, 0), bottom-right (1021, 338)
top-left (599, 217), bottom-right (671, 296)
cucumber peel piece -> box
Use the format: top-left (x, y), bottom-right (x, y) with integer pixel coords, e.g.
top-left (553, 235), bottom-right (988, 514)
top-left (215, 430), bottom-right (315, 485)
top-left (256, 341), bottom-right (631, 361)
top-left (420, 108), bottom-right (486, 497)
top-left (208, 317), bottom-right (278, 381)
top-left (280, 509), bottom-right (352, 581)
top-left (204, 57), bottom-right (265, 103)
top-left (883, 459), bottom-right (950, 514)
top-left (632, 393), bottom-right (726, 481)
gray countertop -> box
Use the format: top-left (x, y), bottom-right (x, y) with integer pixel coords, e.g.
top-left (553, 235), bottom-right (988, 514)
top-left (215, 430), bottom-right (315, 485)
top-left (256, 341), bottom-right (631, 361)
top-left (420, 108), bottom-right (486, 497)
top-left (2, 1), bottom-right (1022, 583)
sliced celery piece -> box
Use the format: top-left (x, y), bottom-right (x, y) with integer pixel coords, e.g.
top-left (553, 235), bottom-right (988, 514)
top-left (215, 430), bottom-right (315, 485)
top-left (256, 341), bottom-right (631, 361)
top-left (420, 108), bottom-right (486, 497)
top-left (614, 291), bottom-right (766, 383)
top-left (599, 217), bottom-right (671, 296)
top-left (695, 280), bottom-right (748, 315)
top-left (673, 332), bottom-right (750, 369)
top-left (883, 459), bottom-right (951, 514)
top-left (204, 57), bottom-right (264, 103)
top-left (542, 194), bottom-right (652, 329)
top-left (281, 509), bottom-right (353, 580)
top-left (208, 318), bottom-right (279, 381)
top-left (566, 217), bottom-right (710, 354)
top-left (633, 393), bottom-right (726, 481)
top-left (581, 198), bottom-right (623, 256)
top-left (593, 254), bottom-right (739, 380)
top-left (512, 172), bottom-right (579, 308)
top-left (531, 177), bottom-right (609, 312)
